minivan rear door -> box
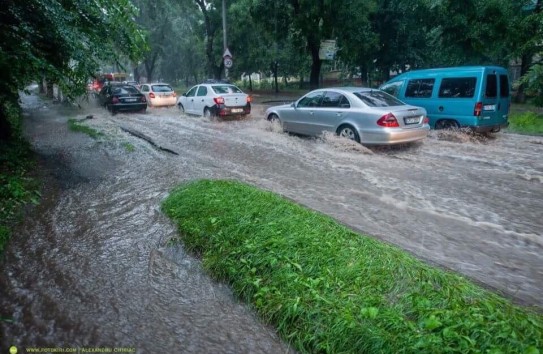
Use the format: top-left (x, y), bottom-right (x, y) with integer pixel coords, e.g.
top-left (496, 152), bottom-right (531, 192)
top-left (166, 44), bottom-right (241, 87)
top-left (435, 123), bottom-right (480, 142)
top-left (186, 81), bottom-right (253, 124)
top-left (480, 73), bottom-right (501, 127)
top-left (498, 74), bottom-right (510, 124)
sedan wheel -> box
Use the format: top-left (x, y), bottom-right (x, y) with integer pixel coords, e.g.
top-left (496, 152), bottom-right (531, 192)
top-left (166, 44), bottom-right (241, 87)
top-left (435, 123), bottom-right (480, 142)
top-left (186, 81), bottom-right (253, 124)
top-left (204, 108), bottom-right (212, 119)
top-left (337, 125), bottom-right (360, 143)
top-left (268, 113), bottom-right (281, 124)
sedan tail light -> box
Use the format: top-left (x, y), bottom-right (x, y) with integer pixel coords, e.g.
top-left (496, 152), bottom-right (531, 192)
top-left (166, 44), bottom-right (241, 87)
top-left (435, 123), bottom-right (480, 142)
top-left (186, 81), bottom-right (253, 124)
top-left (214, 97), bottom-right (225, 105)
top-left (247, 96), bottom-right (252, 103)
top-left (172, 92), bottom-right (177, 97)
top-left (377, 113), bottom-right (399, 127)
top-left (149, 92), bottom-right (156, 99)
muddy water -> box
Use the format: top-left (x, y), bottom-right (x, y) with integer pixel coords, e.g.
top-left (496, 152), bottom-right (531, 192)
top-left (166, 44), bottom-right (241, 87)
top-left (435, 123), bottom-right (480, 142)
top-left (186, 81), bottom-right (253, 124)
top-left (1, 92), bottom-right (542, 351)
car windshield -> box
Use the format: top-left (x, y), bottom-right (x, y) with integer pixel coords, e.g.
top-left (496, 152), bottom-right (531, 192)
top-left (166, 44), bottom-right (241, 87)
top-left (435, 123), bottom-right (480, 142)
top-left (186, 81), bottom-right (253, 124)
top-left (151, 85), bottom-right (173, 92)
top-left (212, 85), bottom-right (242, 94)
top-left (112, 86), bottom-right (140, 95)
top-left (353, 90), bottom-right (404, 107)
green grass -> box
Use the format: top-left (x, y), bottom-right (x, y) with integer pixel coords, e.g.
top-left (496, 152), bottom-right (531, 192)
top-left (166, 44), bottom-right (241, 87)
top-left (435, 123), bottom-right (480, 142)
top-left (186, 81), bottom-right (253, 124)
top-left (163, 180), bottom-right (543, 354)
top-left (121, 142), bottom-right (135, 152)
top-left (68, 118), bottom-right (104, 139)
top-left (507, 111), bottom-right (543, 135)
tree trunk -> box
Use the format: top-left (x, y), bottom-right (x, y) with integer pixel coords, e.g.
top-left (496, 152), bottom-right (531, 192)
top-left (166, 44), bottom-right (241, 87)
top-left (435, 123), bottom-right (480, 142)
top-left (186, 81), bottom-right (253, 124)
top-left (309, 40), bottom-right (322, 90)
top-left (249, 75), bottom-right (253, 91)
top-left (515, 54), bottom-right (532, 104)
top-left (0, 105), bottom-right (11, 141)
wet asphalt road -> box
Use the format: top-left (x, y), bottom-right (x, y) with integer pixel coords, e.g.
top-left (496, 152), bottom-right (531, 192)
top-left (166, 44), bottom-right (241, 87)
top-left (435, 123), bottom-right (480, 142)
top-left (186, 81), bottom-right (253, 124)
top-left (1, 91), bottom-right (542, 352)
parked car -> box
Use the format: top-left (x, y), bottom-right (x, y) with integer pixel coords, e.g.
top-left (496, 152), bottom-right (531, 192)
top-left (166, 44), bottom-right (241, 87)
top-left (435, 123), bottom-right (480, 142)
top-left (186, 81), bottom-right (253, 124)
top-left (380, 66), bottom-right (510, 132)
top-left (97, 84), bottom-right (147, 114)
top-left (123, 80), bottom-right (141, 90)
top-left (265, 87), bottom-right (430, 145)
top-left (139, 83), bottom-right (177, 107)
top-left (177, 83), bottom-right (251, 117)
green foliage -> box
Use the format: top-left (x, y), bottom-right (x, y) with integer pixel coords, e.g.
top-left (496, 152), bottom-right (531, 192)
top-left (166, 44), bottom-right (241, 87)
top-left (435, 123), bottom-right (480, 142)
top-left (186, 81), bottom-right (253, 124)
top-left (0, 0), bottom-right (147, 101)
top-left (122, 142), bottom-right (135, 152)
top-left (67, 119), bottom-right (104, 139)
top-left (518, 62), bottom-right (543, 107)
top-left (508, 111), bottom-right (543, 134)
top-left (0, 112), bottom-right (40, 253)
top-left (163, 180), bottom-right (543, 354)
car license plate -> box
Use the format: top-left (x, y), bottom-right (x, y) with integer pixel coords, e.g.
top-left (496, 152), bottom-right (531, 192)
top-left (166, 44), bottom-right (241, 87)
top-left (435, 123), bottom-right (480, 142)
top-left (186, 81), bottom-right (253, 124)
top-left (404, 117), bottom-right (419, 124)
top-left (125, 98), bottom-right (137, 102)
top-left (231, 108), bottom-right (243, 113)
top-left (484, 104), bottom-right (496, 111)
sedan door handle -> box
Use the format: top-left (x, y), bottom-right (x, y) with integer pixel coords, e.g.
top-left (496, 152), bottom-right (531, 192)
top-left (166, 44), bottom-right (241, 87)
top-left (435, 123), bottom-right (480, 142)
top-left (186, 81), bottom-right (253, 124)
top-left (336, 112), bottom-right (342, 116)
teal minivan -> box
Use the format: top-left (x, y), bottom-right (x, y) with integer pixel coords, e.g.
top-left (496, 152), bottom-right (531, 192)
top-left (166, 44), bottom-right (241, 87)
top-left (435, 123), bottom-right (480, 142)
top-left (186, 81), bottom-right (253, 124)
top-left (380, 66), bottom-right (510, 132)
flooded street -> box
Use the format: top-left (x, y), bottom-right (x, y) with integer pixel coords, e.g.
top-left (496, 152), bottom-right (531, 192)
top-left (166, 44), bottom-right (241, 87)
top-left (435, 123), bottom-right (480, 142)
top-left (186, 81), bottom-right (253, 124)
top-left (1, 91), bottom-right (542, 352)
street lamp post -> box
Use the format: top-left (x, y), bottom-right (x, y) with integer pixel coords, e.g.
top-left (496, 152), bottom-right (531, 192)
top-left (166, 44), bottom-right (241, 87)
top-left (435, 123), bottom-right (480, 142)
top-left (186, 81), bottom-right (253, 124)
top-left (222, 0), bottom-right (228, 78)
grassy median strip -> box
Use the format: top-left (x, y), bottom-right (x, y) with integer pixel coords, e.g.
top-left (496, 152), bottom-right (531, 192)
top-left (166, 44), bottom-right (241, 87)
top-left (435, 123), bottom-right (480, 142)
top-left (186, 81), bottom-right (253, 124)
top-left (68, 118), bottom-right (103, 139)
top-left (162, 180), bottom-right (543, 353)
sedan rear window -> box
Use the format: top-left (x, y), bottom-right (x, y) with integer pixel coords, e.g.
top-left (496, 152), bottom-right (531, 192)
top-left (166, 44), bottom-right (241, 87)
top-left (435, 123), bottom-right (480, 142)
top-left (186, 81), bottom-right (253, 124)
top-left (353, 91), bottom-right (404, 107)
top-left (212, 85), bottom-right (242, 94)
top-left (151, 85), bottom-right (173, 92)
top-left (112, 86), bottom-right (140, 95)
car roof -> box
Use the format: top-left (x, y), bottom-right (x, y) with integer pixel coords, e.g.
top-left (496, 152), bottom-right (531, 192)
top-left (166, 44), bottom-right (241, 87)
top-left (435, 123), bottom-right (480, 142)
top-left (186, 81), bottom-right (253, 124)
top-left (310, 87), bottom-right (380, 93)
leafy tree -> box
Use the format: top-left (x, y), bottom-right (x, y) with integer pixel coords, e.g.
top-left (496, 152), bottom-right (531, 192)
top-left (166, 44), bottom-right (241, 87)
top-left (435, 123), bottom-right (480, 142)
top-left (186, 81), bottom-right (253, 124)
top-left (0, 0), bottom-right (147, 140)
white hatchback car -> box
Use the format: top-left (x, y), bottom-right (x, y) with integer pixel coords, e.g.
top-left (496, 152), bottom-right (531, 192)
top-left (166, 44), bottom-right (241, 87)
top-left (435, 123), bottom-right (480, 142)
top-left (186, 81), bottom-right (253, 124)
top-left (140, 83), bottom-right (177, 107)
top-left (177, 83), bottom-right (251, 117)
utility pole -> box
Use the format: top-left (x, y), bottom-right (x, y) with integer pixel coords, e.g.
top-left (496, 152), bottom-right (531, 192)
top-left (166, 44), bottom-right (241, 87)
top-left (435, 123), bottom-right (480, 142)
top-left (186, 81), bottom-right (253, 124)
top-left (222, 0), bottom-right (228, 79)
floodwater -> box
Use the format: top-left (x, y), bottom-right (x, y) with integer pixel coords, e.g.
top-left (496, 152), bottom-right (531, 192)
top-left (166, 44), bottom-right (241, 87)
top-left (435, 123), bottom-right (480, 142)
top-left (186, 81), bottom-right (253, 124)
top-left (1, 91), bottom-right (542, 352)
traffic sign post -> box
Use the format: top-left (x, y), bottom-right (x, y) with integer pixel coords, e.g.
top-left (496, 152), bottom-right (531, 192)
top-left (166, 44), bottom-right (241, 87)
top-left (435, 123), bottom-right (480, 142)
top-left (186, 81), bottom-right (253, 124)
top-left (223, 48), bottom-right (233, 70)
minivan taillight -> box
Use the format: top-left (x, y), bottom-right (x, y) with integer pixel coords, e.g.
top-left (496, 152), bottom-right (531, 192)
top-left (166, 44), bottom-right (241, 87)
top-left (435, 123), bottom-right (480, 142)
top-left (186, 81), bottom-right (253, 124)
top-left (214, 97), bottom-right (225, 105)
top-left (474, 102), bottom-right (483, 116)
top-left (377, 113), bottom-right (399, 127)
top-left (423, 116), bottom-right (430, 124)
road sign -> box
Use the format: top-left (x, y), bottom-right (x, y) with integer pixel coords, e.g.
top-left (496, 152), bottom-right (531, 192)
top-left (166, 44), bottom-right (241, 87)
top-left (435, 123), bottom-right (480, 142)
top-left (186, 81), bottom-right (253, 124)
top-left (223, 48), bottom-right (232, 59)
top-left (224, 57), bottom-right (233, 69)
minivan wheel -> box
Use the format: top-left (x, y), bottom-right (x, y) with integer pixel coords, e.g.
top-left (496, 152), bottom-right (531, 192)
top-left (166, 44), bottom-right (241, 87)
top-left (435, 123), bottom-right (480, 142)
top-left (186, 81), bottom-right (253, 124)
top-left (435, 120), bottom-right (459, 130)
top-left (337, 125), bottom-right (360, 143)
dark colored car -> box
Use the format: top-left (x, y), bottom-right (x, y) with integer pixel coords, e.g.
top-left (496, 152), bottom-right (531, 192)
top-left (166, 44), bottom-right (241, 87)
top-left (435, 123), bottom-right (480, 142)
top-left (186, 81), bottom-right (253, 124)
top-left (98, 84), bottom-right (147, 114)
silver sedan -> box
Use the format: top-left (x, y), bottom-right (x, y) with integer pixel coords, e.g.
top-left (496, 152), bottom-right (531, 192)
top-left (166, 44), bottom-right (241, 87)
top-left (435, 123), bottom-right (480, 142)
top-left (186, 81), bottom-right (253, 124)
top-left (265, 87), bottom-right (430, 145)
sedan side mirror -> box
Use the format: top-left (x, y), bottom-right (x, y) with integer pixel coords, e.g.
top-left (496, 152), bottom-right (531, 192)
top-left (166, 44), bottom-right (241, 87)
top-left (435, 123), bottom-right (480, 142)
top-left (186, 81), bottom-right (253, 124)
top-left (183, 93), bottom-right (187, 97)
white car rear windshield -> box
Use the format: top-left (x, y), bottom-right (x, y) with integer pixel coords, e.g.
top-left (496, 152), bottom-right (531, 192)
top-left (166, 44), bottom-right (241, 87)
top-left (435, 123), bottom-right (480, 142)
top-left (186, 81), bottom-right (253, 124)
top-left (212, 85), bottom-right (242, 94)
top-left (151, 85), bottom-right (173, 92)
top-left (354, 91), bottom-right (404, 107)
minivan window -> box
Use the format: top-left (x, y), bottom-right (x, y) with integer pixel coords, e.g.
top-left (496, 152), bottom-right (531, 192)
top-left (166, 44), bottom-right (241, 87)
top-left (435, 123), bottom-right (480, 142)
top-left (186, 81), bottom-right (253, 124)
top-left (405, 79), bottom-right (435, 98)
top-left (499, 75), bottom-right (510, 97)
top-left (438, 77), bottom-right (476, 98)
top-left (380, 81), bottom-right (403, 97)
top-left (485, 75), bottom-right (497, 98)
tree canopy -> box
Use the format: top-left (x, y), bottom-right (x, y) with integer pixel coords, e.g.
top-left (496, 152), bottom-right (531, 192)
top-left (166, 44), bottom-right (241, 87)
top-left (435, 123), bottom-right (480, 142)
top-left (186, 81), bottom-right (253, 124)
top-left (1, 0), bottom-right (542, 115)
